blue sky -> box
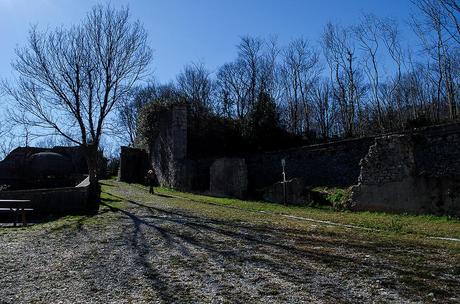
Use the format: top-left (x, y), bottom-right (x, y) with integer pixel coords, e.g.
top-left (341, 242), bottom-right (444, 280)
top-left (0, 0), bottom-right (421, 84)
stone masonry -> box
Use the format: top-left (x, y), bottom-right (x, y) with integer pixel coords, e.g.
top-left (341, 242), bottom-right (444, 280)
top-left (209, 158), bottom-right (247, 199)
top-left (351, 124), bottom-right (460, 216)
top-left (121, 102), bottom-right (460, 216)
top-left (150, 104), bottom-right (192, 190)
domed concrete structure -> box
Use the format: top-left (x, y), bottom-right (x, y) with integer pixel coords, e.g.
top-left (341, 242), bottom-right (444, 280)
top-left (27, 152), bottom-right (76, 178)
top-left (0, 146), bottom-right (87, 190)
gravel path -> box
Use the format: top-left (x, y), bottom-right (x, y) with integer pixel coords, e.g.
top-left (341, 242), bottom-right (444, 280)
top-left (0, 181), bottom-right (459, 303)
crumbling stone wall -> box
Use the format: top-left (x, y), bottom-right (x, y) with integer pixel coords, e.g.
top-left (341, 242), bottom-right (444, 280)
top-left (118, 146), bottom-right (149, 183)
top-left (351, 123), bottom-right (460, 216)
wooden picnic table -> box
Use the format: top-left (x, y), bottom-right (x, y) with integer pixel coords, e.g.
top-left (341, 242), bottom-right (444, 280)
top-left (0, 200), bottom-right (34, 227)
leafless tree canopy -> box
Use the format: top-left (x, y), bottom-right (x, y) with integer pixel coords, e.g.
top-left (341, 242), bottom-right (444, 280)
top-left (4, 1), bottom-right (460, 158)
top-left (141, 0), bottom-right (459, 144)
top-left (4, 4), bottom-right (152, 148)
top-left (176, 62), bottom-right (213, 115)
top-left (117, 84), bottom-right (157, 146)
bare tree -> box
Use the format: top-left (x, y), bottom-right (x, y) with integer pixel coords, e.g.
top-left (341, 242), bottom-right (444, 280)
top-left (117, 83), bottom-right (157, 147)
top-left (415, 0), bottom-right (460, 44)
top-left (216, 61), bottom-right (249, 119)
top-left (322, 23), bottom-right (365, 137)
top-left (259, 36), bottom-right (282, 101)
top-left (354, 14), bottom-right (384, 130)
top-left (176, 62), bottom-right (213, 114)
top-left (216, 36), bottom-right (282, 123)
top-left (311, 79), bottom-right (335, 140)
top-left (380, 17), bottom-right (406, 129)
top-left (3, 4), bottom-right (152, 210)
top-left (438, 0), bottom-right (460, 44)
top-left (413, 0), bottom-right (458, 120)
top-left (280, 38), bottom-right (321, 134)
top-left (238, 36), bottom-right (264, 110)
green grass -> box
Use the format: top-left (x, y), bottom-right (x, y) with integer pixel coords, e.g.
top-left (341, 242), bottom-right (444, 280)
top-left (150, 185), bottom-right (460, 239)
top-left (100, 190), bottom-right (128, 209)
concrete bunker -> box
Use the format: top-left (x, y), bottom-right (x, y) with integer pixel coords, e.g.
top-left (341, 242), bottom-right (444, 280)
top-left (0, 146), bottom-right (90, 215)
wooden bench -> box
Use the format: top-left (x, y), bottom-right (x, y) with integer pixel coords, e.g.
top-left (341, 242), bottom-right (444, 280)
top-left (0, 200), bottom-right (34, 227)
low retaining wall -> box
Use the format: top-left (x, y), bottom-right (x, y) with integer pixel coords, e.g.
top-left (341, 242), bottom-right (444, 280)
top-left (263, 178), bottom-right (308, 206)
top-left (0, 176), bottom-right (90, 215)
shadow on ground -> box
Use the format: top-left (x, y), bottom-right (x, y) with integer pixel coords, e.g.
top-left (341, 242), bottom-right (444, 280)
top-left (100, 189), bottom-right (459, 303)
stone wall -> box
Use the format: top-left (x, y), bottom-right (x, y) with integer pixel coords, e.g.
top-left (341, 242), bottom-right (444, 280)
top-left (246, 137), bottom-right (374, 193)
top-left (209, 158), bottom-right (247, 198)
top-left (128, 101), bottom-right (460, 216)
top-left (132, 104), bottom-right (375, 196)
top-left (351, 123), bottom-right (460, 216)
top-left (263, 178), bottom-right (309, 206)
top-left (0, 176), bottom-right (90, 215)
top-left (118, 146), bottom-right (149, 183)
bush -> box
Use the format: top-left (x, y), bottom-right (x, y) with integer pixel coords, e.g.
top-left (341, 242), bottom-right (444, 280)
top-left (311, 187), bottom-right (352, 211)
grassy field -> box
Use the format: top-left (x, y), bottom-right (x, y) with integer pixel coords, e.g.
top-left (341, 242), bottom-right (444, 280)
top-left (137, 184), bottom-right (460, 240)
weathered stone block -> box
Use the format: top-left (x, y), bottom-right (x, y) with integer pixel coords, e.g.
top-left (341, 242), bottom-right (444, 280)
top-left (210, 158), bottom-right (247, 198)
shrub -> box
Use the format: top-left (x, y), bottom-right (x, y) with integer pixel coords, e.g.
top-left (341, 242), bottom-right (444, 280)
top-left (311, 187), bottom-right (352, 211)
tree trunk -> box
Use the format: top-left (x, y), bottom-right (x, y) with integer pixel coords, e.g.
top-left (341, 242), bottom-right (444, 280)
top-left (83, 143), bottom-right (100, 214)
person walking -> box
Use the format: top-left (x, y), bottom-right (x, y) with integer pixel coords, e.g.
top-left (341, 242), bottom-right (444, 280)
top-left (146, 169), bottom-right (155, 194)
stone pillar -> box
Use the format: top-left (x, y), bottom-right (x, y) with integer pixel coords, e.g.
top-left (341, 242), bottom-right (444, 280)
top-left (150, 104), bottom-right (191, 190)
top-left (171, 104), bottom-right (187, 160)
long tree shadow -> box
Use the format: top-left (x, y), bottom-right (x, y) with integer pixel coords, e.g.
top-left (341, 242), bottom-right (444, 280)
top-left (102, 192), bottom-right (459, 302)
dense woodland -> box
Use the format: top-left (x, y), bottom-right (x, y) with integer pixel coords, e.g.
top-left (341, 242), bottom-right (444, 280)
top-left (118, 0), bottom-right (460, 154)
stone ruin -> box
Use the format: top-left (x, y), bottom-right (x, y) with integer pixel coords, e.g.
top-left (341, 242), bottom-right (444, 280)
top-left (351, 124), bottom-right (460, 216)
top-left (118, 105), bottom-right (460, 217)
top-left (118, 104), bottom-right (191, 190)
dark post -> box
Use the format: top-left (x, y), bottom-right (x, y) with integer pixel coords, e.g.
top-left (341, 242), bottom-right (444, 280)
top-left (281, 158), bottom-right (287, 205)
